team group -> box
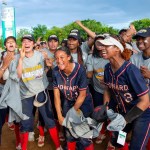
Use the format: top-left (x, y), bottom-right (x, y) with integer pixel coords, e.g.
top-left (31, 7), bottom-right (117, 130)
top-left (0, 20), bottom-right (150, 150)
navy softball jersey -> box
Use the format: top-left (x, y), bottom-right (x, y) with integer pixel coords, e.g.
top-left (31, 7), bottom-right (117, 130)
top-left (104, 61), bottom-right (149, 113)
top-left (53, 63), bottom-right (90, 101)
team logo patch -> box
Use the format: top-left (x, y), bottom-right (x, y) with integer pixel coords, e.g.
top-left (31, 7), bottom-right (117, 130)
top-left (137, 29), bottom-right (147, 33)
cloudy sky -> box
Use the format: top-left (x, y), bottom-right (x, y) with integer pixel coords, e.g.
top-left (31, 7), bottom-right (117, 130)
top-left (0, 0), bottom-right (150, 34)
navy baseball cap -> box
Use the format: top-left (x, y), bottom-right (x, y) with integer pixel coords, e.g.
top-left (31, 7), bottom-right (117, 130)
top-left (48, 35), bottom-right (59, 42)
top-left (133, 27), bottom-right (150, 39)
top-left (70, 29), bottom-right (80, 34)
top-left (4, 36), bottom-right (16, 45)
top-left (92, 105), bottom-right (108, 122)
top-left (21, 34), bottom-right (35, 42)
top-left (68, 32), bottom-right (80, 41)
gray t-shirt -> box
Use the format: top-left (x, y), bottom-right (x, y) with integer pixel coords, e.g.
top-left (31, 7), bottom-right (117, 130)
top-left (42, 48), bottom-right (56, 90)
top-left (130, 53), bottom-right (150, 88)
top-left (71, 51), bottom-right (88, 66)
top-left (19, 51), bottom-right (48, 99)
top-left (86, 54), bottom-right (109, 94)
top-left (81, 41), bottom-right (91, 54)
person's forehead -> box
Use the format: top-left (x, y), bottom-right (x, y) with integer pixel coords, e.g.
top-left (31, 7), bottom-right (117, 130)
top-left (55, 50), bottom-right (67, 55)
top-left (22, 38), bottom-right (33, 42)
top-left (136, 36), bottom-right (150, 40)
top-left (68, 37), bottom-right (78, 41)
top-left (6, 38), bottom-right (16, 42)
top-left (48, 39), bottom-right (58, 42)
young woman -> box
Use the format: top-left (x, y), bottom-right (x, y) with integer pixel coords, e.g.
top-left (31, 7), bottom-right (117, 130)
top-left (0, 36), bottom-right (22, 150)
top-left (96, 36), bottom-right (150, 150)
top-left (0, 53), bottom-right (14, 142)
top-left (49, 47), bottom-right (94, 150)
top-left (86, 34), bottom-right (109, 144)
top-left (130, 27), bottom-right (150, 150)
top-left (17, 35), bottom-right (62, 150)
top-left (67, 31), bottom-right (88, 66)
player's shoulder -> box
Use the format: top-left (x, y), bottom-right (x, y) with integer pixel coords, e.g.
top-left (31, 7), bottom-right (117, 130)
top-left (74, 62), bottom-right (86, 74)
top-left (52, 66), bottom-right (61, 78)
top-left (130, 52), bottom-right (142, 61)
top-left (53, 66), bottom-right (59, 72)
top-left (125, 61), bottom-right (140, 73)
top-left (104, 62), bottom-right (111, 70)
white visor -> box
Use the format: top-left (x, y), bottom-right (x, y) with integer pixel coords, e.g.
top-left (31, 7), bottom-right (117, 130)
top-left (96, 36), bottom-right (124, 52)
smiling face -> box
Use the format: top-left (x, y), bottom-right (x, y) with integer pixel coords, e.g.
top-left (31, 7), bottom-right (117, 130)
top-left (55, 50), bottom-right (71, 71)
top-left (5, 38), bottom-right (16, 52)
top-left (67, 37), bottom-right (79, 51)
top-left (22, 39), bottom-right (34, 53)
top-left (100, 45), bottom-right (118, 59)
top-left (136, 36), bottom-right (150, 52)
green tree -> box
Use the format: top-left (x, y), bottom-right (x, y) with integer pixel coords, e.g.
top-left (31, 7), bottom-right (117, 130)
top-left (32, 24), bottom-right (48, 41)
top-left (45, 19), bottom-right (118, 44)
top-left (45, 26), bottom-right (64, 43)
top-left (132, 18), bottom-right (150, 31)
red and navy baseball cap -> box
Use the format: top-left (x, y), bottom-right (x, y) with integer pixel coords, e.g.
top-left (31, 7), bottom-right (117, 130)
top-left (48, 35), bottom-right (59, 42)
top-left (133, 27), bottom-right (150, 39)
top-left (21, 34), bottom-right (35, 43)
top-left (92, 105), bottom-right (108, 122)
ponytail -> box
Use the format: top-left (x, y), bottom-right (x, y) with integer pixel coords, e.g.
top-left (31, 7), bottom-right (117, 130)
top-left (77, 47), bottom-right (84, 65)
top-left (112, 35), bottom-right (132, 61)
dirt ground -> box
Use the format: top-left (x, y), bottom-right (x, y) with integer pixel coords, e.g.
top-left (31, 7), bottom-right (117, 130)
top-left (1, 123), bottom-right (109, 150)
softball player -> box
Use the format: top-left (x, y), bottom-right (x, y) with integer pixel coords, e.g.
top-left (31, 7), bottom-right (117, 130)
top-left (0, 36), bottom-right (22, 150)
top-left (96, 35), bottom-right (150, 150)
top-left (37, 35), bottom-right (60, 147)
top-left (17, 35), bottom-right (62, 150)
top-left (51, 46), bottom-right (94, 150)
top-left (130, 27), bottom-right (150, 149)
top-left (67, 31), bottom-right (88, 66)
top-left (131, 28), bottom-right (150, 90)
top-left (86, 34), bottom-right (109, 144)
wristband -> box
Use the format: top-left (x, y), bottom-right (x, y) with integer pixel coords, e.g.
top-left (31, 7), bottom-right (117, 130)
top-left (125, 106), bottom-right (144, 123)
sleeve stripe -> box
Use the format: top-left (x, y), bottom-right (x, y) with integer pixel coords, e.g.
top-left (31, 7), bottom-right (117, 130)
top-left (53, 87), bottom-right (58, 89)
top-left (137, 88), bottom-right (149, 97)
top-left (79, 87), bottom-right (87, 91)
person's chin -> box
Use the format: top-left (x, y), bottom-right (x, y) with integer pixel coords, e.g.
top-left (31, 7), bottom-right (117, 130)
top-left (58, 65), bottom-right (65, 70)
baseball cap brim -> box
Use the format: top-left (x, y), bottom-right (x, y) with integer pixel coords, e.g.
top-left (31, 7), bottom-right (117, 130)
top-left (48, 37), bottom-right (59, 41)
top-left (132, 33), bottom-right (149, 39)
top-left (133, 28), bottom-right (150, 39)
top-left (68, 35), bottom-right (79, 40)
top-left (21, 37), bottom-right (35, 43)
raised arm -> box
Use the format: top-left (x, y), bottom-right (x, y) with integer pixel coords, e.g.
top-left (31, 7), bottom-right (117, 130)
top-left (75, 20), bottom-right (96, 39)
top-left (75, 20), bottom-right (96, 47)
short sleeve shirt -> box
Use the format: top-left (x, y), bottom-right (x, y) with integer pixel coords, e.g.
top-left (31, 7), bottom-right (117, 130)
top-left (53, 63), bottom-right (89, 101)
top-left (104, 61), bottom-right (149, 113)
